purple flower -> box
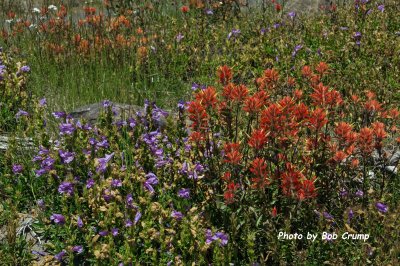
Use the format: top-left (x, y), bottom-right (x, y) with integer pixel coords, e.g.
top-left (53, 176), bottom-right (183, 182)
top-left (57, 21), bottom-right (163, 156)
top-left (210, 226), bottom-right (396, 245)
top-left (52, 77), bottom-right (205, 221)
top-left (86, 178), bottom-right (95, 189)
top-left (52, 112), bottom-right (66, 119)
top-left (103, 100), bottom-right (112, 108)
top-left (59, 123), bottom-right (75, 135)
top-left (126, 194), bottom-right (137, 209)
top-left (134, 211), bottom-right (142, 224)
top-left (292, 44), bottom-right (303, 57)
top-left (125, 219), bottom-right (133, 227)
top-left (348, 209), bottom-right (354, 222)
top-left (228, 29), bottom-right (241, 40)
top-left (59, 150), bottom-right (75, 164)
top-left (54, 250), bottom-right (66, 261)
top-left (205, 9), bottom-right (213, 15)
top-left (176, 33), bottom-right (184, 42)
top-left (77, 216), bottom-right (83, 228)
top-left (215, 232), bottom-right (229, 246)
top-left (99, 231), bottom-right (109, 237)
top-left (72, 245), bottom-right (83, 254)
top-left (15, 109), bottom-right (29, 118)
top-left (96, 153), bottom-right (114, 173)
top-left (35, 169), bottom-right (47, 177)
top-left (96, 138), bottom-right (109, 148)
top-left (375, 202), bottom-right (388, 213)
top-left (58, 182), bottom-right (74, 196)
top-left (377, 4), bottom-right (384, 12)
top-left (171, 210), bottom-right (183, 221)
top-left (144, 172), bottom-right (158, 193)
top-left (37, 199), bottom-right (45, 209)
top-left (206, 229), bottom-right (214, 244)
top-left (354, 32), bottom-right (362, 45)
top-left (288, 11), bottom-right (296, 19)
top-left (111, 228), bottom-right (119, 236)
top-left (12, 164), bottom-right (23, 174)
top-left (178, 188), bottom-right (190, 199)
top-left (103, 189), bottom-right (114, 202)
top-left (323, 212), bottom-right (333, 220)
top-left (355, 190), bottom-right (364, 197)
top-left (39, 98), bottom-right (47, 106)
top-left (50, 214), bottom-right (65, 225)
top-left (20, 65), bottom-right (30, 73)
top-left (111, 179), bottom-right (122, 188)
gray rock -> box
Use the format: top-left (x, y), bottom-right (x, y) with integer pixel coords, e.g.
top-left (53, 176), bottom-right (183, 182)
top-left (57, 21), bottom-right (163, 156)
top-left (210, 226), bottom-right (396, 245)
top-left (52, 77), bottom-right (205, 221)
top-left (69, 102), bottom-right (145, 124)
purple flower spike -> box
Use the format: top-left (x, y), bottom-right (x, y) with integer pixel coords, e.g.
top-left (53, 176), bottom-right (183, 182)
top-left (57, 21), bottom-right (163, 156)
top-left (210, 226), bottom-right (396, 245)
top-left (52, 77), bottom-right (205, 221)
top-left (77, 216), bottom-right (83, 228)
top-left (125, 219), bottom-right (133, 227)
top-left (54, 250), bottom-right (66, 261)
top-left (178, 188), bottom-right (190, 199)
top-left (58, 182), bottom-right (74, 196)
top-left (15, 109), bottom-right (29, 118)
top-left (323, 212), bottom-right (333, 220)
top-left (96, 153), bottom-right (114, 173)
top-left (215, 232), bottom-right (229, 246)
top-left (20, 65), bottom-right (30, 73)
top-left (99, 231), bottom-right (109, 237)
top-left (72, 245), bottom-right (83, 254)
top-left (134, 211), bottom-right (142, 225)
top-left (59, 150), bottom-right (75, 164)
top-left (12, 164), bottom-right (23, 174)
top-left (103, 100), bottom-right (112, 108)
top-left (375, 202), bottom-right (388, 213)
top-left (171, 210), bottom-right (183, 221)
top-left (377, 5), bottom-right (384, 12)
top-left (50, 214), bottom-right (65, 225)
top-left (111, 179), bottom-right (122, 188)
top-left (52, 112), bottom-right (66, 119)
top-left (144, 173), bottom-right (158, 193)
top-left (112, 228), bottom-right (119, 236)
top-left (59, 123), bottom-right (75, 135)
top-left (39, 98), bottom-right (47, 106)
top-left (288, 11), bottom-right (296, 19)
top-left (86, 178), bottom-right (95, 189)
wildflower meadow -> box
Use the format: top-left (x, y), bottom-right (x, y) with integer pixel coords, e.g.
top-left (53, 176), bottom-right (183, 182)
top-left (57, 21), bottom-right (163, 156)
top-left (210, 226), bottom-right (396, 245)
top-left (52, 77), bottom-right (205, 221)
top-left (0, 0), bottom-right (399, 265)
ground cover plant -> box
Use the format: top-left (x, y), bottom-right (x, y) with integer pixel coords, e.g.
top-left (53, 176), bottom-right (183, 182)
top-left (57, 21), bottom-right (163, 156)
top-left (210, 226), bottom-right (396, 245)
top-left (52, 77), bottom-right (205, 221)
top-left (0, 0), bottom-right (399, 265)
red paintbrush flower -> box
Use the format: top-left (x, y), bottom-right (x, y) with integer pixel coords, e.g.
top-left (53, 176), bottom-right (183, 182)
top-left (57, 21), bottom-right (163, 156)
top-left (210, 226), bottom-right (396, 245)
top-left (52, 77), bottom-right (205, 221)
top-left (218, 65), bottom-right (233, 85)
top-left (249, 129), bottom-right (268, 150)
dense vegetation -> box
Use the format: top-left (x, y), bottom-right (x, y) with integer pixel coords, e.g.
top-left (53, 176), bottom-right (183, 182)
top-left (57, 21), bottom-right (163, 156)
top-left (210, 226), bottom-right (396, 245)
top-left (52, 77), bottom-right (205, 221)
top-left (0, 0), bottom-right (399, 265)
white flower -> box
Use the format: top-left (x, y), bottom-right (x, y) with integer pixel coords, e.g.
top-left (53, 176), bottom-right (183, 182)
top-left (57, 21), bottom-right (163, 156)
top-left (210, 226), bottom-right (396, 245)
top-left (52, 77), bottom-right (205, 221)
top-left (48, 5), bottom-right (58, 11)
top-left (5, 19), bottom-right (13, 24)
top-left (29, 24), bottom-right (37, 29)
top-left (33, 7), bottom-right (41, 13)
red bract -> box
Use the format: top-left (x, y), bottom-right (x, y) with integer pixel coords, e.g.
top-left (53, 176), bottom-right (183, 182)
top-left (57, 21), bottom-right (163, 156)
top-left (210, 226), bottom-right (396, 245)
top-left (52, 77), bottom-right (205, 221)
top-left (189, 131), bottom-right (205, 143)
top-left (195, 86), bottom-right (218, 109)
top-left (358, 127), bottom-right (374, 155)
top-left (308, 108), bottom-right (328, 130)
top-left (187, 100), bottom-right (208, 130)
top-left (249, 158), bottom-right (270, 188)
top-left (297, 178), bottom-right (317, 200)
top-left (311, 83), bottom-right (342, 107)
top-left (218, 65), bottom-right (233, 85)
top-left (243, 96), bottom-right (263, 113)
top-left (301, 65), bottom-right (312, 78)
top-left (248, 129), bottom-right (268, 150)
top-left (271, 207), bottom-right (277, 217)
top-left (280, 163), bottom-right (302, 198)
top-left (224, 143), bottom-right (242, 165)
top-left (181, 6), bottom-right (190, 13)
top-left (315, 62), bottom-right (329, 76)
top-left (231, 84), bottom-right (249, 102)
top-left (257, 68), bottom-right (279, 90)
